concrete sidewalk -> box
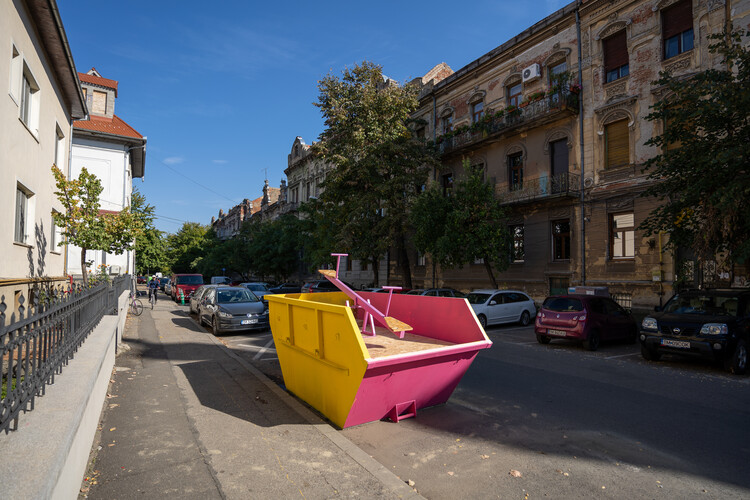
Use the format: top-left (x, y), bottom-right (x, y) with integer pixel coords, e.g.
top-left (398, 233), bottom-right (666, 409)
top-left (81, 295), bottom-right (421, 499)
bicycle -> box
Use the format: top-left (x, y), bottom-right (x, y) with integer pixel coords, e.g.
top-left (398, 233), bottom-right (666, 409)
top-left (130, 291), bottom-right (144, 316)
top-left (149, 289), bottom-right (156, 309)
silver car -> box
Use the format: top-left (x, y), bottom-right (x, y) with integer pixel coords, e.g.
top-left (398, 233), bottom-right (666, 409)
top-left (239, 282), bottom-right (271, 302)
top-left (198, 286), bottom-right (269, 335)
top-left (466, 289), bottom-right (536, 329)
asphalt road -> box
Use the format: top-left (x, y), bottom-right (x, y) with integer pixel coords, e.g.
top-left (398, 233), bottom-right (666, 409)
top-left (186, 304), bottom-right (750, 499)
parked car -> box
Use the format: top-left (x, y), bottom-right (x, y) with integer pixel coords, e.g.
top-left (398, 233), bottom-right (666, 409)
top-left (300, 279), bottom-right (353, 293)
top-left (239, 282), bottom-right (271, 301)
top-left (534, 294), bottom-right (637, 350)
top-left (405, 288), bottom-right (465, 298)
top-left (210, 276), bottom-right (231, 285)
top-left (158, 277), bottom-right (170, 291)
top-left (466, 290), bottom-right (536, 328)
top-left (640, 289), bottom-right (749, 374)
top-left (171, 273), bottom-right (204, 302)
top-left (164, 280), bottom-right (172, 296)
top-left (197, 286), bottom-right (269, 335)
top-left (268, 282), bottom-right (301, 294)
top-left (189, 284), bottom-right (217, 315)
top-left (137, 275), bottom-right (147, 284)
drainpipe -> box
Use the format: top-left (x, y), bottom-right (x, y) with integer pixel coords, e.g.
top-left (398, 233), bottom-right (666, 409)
top-left (433, 93), bottom-right (438, 181)
top-left (576, 1), bottom-right (586, 286)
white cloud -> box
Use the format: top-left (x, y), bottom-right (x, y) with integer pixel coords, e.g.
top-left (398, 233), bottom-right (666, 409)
top-left (163, 157), bottom-right (184, 165)
top-left (212, 159), bottom-right (228, 164)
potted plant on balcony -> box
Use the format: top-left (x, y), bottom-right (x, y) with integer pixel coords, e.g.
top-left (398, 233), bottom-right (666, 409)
top-left (505, 104), bottom-right (521, 117)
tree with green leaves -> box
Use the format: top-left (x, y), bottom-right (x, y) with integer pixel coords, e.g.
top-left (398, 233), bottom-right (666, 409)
top-left (314, 61), bottom-right (437, 287)
top-left (51, 165), bottom-right (144, 286)
top-left (165, 222), bottom-right (209, 274)
top-left (411, 161), bottom-right (511, 288)
top-left (131, 188), bottom-right (168, 274)
top-left (640, 29), bottom-right (750, 267)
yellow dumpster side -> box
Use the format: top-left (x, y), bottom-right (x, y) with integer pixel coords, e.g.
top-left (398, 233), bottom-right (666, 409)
top-left (267, 293), bottom-right (369, 428)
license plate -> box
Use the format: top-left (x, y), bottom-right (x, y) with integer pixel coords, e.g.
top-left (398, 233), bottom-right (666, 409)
top-left (241, 319), bottom-right (258, 325)
top-left (547, 329), bottom-right (567, 337)
top-left (661, 339), bottom-right (690, 349)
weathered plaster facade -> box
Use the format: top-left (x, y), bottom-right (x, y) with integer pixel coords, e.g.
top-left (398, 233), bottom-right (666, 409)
top-left (409, 0), bottom-right (746, 309)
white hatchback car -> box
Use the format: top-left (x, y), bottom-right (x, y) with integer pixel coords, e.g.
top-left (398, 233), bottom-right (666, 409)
top-left (466, 289), bottom-right (537, 329)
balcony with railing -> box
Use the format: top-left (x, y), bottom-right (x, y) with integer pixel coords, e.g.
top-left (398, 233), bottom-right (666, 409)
top-left (498, 172), bottom-right (581, 205)
top-left (437, 90), bottom-right (579, 156)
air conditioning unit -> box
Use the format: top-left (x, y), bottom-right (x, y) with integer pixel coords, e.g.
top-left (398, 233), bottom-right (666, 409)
top-left (109, 265), bottom-right (121, 275)
top-left (522, 63), bottom-right (541, 82)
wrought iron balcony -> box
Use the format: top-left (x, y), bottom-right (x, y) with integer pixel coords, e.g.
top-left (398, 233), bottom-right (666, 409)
top-left (499, 172), bottom-right (581, 205)
top-left (437, 90), bottom-right (579, 155)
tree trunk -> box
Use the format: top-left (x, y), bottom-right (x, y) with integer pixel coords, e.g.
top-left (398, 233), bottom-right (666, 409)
top-left (370, 255), bottom-right (380, 287)
top-left (80, 248), bottom-right (88, 287)
top-left (396, 237), bottom-right (412, 289)
top-left (484, 257), bottom-right (497, 289)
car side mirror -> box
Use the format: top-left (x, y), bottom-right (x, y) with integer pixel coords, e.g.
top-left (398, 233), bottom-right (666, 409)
top-left (654, 305), bottom-right (662, 312)
top-left (489, 300), bottom-right (497, 306)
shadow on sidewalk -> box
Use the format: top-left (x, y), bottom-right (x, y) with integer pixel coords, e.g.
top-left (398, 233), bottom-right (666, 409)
top-left (123, 331), bottom-right (307, 428)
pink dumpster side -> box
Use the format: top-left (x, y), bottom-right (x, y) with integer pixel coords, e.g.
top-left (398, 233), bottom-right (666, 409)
top-left (344, 293), bottom-right (491, 427)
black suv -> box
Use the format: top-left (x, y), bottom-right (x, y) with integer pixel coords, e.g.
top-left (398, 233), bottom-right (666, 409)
top-left (301, 279), bottom-right (353, 293)
top-left (640, 289), bottom-right (749, 374)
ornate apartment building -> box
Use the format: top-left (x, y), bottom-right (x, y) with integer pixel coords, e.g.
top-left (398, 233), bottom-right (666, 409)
top-left (410, 0), bottom-right (747, 308)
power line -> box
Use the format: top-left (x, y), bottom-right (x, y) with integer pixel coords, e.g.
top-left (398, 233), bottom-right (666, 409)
top-left (160, 160), bottom-right (241, 204)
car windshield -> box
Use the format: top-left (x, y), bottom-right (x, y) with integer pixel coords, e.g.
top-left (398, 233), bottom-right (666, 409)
top-left (216, 288), bottom-right (258, 304)
top-left (465, 293), bottom-right (491, 304)
top-left (663, 293), bottom-right (740, 316)
top-left (543, 297), bottom-right (584, 312)
top-left (244, 283), bottom-right (268, 291)
top-left (176, 275), bottom-right (203, 285)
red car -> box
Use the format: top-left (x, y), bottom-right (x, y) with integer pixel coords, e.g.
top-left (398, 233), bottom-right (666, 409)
top-left (171, 273), bottom-right (204, 302)
top-left (534, 294), bottom-right (637, 350)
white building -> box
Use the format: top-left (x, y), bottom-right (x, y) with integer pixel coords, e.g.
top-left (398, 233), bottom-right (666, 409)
top-left (67, 68), bottom-right (146, 278)
top-left (1, 0), bottom-right (87, 309)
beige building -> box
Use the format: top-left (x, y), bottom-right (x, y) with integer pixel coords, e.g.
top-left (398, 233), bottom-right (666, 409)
top-left (410, 0), bottom-right (746, 309)
top-left (1, 0), bottom-right (87, 310)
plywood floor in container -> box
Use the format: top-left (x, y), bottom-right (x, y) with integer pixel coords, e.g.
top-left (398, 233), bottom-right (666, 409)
top-left (357, 323), bottom-right (454, 358)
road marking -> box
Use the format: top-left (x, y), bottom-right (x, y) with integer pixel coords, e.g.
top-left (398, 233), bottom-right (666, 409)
top-left (604, 353), bottom-right (640, 359)
top-left (253, 338), bottom-right (276, 360)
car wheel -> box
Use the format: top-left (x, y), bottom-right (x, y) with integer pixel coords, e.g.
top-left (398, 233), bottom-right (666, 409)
top-left (477, 314), bottom-right (488, 329)
top-left (724, 340), bottom-right (747, 375)
top-left (519, 311), bottom-right (531, 326)
top-left (641, 345), bottom-right (661, 361)
top-left (583, 330), bottom-right (600, 351)
top-left (536, 334), bottom-right (550, 344)
top-left (212, 316), bottom-right (221, 336)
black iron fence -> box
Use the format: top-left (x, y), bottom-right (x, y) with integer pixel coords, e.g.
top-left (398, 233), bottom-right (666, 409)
top-left (500, 172), bottom-right (581, 204)
top-left (0, 275), bottom-right (129, 433)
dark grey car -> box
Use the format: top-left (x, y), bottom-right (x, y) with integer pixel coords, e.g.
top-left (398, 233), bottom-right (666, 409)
top-left (189, 284), bottom-right (216, 315)
top-left (198, 286), bottom-right (269, 335)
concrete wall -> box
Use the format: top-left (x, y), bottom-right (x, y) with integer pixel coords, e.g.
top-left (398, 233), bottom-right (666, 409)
top-left (0, 289), bottom-right (129, 499)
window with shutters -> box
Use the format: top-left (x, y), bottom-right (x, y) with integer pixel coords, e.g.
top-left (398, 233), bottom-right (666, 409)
top-left (605, 119), bottom-right (629, 168)
top-left (507, 82), bottom-right (522, 107)
top-left (603, 30), bottom-right (629, 83)
top-left (550, 138), bottom-right (569, 184)
top-left (662, 0), bottom-right (693, 59)
top-left (610, 212), bottom-right (635, 259)
top-left (92, 90), bottom-right (107, 115)
top-left (552, 219), bottom-right (571, 260)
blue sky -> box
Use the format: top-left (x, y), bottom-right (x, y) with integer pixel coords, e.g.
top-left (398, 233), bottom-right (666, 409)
top-left (60, 0), bottom-right (569, 233)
